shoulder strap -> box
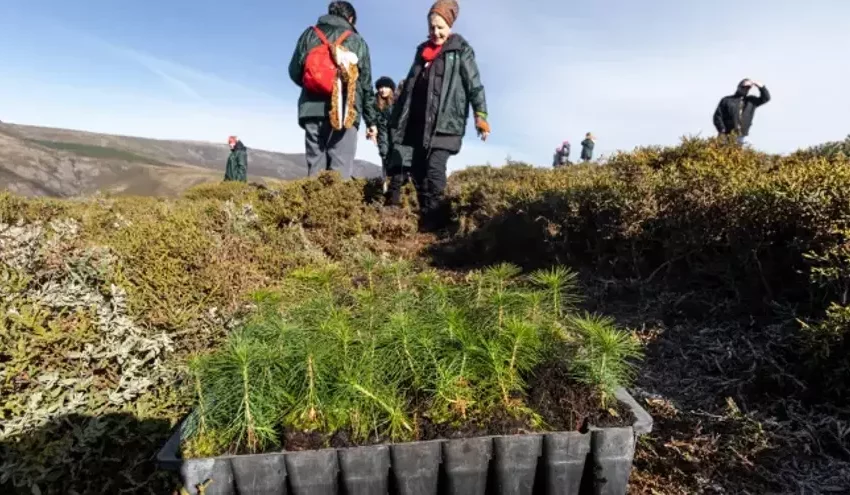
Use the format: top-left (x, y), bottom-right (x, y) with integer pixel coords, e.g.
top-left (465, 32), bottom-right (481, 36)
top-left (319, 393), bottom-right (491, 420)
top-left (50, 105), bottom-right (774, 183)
top-left (334, 30), bottom-right (352, 46)
top-left (311, 26), bottom-right (330, 46)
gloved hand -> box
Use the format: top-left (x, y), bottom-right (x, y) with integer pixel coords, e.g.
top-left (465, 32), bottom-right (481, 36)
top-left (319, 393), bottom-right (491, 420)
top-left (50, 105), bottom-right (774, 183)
top-left (475, 114), bottom-right (490, 141)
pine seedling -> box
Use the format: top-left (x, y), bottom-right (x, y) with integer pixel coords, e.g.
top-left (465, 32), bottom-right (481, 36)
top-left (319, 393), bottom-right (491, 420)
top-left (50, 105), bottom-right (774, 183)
top-left (197, 333), bottom-right (283, 454)
top-left (347, 380), bottom-right (413, 441)
top-left (568, 313), bottom-right (644, 408)
top-left (356, 251), bottom-right (381, 294)
top-left (481, 263), bottom-right (522, 332)
top-left (382, 259), bottom-right (413, 292)
top-left (352, 287), bottom-right (380, 338)
top-left (319, 307), bottom-right (356, 361)
top-left (465, 269), bottom-right (486, 305)
top-left (529, 266), bottom-right (580, 317)
top-left (188, 358), bottom-right (209, 438)
top-left (249, 289), bottom-right (285, 317)
top-left (288, 264), bottom-right (343, 301)
top-left (484, 263), bottom-right (523, 291)
top-left (385, 309), bottom-right (426, 387)
top-left (522, 290), bottom-right (545, 324)
top-left (281, 312), bottom-right (340, 432)
top-left (485, 318), bottom-right (543, 411)
top-left (429, 356), bottom-right (477, 422)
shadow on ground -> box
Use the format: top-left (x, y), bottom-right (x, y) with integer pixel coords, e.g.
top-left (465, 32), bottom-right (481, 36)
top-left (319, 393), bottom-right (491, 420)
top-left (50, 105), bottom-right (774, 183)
top-left (1, 412), bottom-right (178, 495)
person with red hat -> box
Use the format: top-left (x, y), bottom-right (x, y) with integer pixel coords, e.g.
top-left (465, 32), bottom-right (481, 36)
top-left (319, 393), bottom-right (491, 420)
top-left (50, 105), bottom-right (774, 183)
top-left (224, 136), bottom-right (248, 182)
top-left (386, 0), bottom-right (489, 229)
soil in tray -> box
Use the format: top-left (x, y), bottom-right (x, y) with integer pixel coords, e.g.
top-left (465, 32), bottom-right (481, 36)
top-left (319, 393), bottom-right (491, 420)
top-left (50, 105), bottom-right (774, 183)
top-left (280, 364), bottom-right (635, 451)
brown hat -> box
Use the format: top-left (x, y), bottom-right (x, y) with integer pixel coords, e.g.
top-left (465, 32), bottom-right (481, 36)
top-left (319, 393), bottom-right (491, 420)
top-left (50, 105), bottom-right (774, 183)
top-left (429, 0), bottom-right (459, 27)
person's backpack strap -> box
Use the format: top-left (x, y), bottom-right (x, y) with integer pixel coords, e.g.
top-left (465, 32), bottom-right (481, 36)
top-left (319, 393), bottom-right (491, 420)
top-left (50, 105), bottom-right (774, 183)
top-left (311, 26), bottom-right (352, 48)
top-left (311, 26), bottom-right (330, 46)
top-left (334, 30), bottom-right (352, 46)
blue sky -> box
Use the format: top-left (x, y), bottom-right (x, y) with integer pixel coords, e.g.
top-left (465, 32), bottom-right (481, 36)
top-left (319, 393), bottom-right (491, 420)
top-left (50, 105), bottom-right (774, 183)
top-left (1, 1), bottom-right (848, 171)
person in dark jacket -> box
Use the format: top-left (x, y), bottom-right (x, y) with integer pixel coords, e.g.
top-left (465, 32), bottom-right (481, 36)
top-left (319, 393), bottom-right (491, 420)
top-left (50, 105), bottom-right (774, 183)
top-left (580, 133), bottom-right (595, 162)
top-left (713, 79), bottom-right (770, 145)
top-left (224, 136), bottom-right (248, 182)
top-left (288, 1), bottom-right (377, 178)
top-left (387, 0), bottom-right (489, 226)
top-left (374, 76), bottom-right (396, 184)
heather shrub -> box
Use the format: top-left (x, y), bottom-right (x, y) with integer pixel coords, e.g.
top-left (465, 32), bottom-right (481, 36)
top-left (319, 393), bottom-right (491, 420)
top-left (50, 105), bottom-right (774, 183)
top-left (441, 137), bottom-right (850, 399)
top-left (791, 135), bottom-right (850, 161)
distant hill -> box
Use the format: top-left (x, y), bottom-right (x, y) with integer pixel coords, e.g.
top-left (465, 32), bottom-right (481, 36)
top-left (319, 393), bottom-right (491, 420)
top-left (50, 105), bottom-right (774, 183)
top-left (0, 122), bottom-right (381, 198)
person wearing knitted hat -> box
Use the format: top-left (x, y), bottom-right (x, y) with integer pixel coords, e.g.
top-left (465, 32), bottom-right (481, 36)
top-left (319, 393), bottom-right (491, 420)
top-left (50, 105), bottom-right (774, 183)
top-left (224, 135), bottom-right (248, 182)
top-left (386, 0), bottom-right (489, 229)
top-left (374, 76), bottom-right (396, 189)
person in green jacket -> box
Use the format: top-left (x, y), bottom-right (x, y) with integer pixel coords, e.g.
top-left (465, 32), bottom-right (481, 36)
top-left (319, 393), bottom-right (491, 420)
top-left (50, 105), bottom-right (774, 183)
top-left (374, 76), bottom-right (396, 189)
top-left (288, 1), bottom-right (377, 179)
top-left (387, 0), bottom-right (489, 227)
top-left (224, 136), bottom-right (248, 182)
top-left (580, 132), bottom-right (595, 162)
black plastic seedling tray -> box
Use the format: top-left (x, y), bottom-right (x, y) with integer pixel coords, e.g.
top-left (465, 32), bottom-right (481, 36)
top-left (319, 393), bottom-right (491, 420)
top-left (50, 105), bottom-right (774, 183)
top-left (157, 387), bottom-right (652, 495)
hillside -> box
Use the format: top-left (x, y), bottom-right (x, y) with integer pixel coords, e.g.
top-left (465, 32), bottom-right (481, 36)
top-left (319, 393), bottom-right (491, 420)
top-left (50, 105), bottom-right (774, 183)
top-left (1, 138), bottom-right (849, 494)
top-left (0, 122), bottom-right (381, 197)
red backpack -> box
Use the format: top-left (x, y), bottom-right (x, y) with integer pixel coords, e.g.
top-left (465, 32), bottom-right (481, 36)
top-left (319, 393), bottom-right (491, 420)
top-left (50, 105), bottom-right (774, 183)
top-left (302, 26), bottom-right (352, 97)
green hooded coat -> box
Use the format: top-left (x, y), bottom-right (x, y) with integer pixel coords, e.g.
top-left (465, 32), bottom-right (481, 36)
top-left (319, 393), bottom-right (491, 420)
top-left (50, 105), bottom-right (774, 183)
top-left (224, 141), bottom-right (248, 182)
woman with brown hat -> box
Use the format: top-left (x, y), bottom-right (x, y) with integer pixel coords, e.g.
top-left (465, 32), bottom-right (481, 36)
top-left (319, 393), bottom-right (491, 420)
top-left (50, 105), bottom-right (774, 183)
top-left (386, 0), bottom-right (489, 229)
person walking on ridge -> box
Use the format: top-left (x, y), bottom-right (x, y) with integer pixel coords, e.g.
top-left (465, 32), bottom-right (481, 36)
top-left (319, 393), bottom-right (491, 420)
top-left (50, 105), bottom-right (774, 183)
top-left (224, 136), bottom-right (248, 182)
top-left (288, 1), bottom-right (377, 178)
top-left (580, 133), bottom-right (595, 162)
top-left (553, 141), bottom-right (571, 168)
top-left (713, 78), bottom-right (771, 146)
top-left (387, 0), bottom-right (489, 229)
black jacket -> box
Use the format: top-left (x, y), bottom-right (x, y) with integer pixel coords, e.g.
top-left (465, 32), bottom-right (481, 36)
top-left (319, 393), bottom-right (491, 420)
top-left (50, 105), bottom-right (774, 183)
top-left (376, 100), bottom-right (393, 161)
top-left (388, 34), bottom-right (487, 169)
top-left (713, 86), bottom-right (771, 137)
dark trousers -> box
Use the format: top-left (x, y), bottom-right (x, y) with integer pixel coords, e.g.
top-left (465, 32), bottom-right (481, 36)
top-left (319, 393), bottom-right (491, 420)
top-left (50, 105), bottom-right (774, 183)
top-left (387, 148), bottom-right (450, 214)
top-left (386, 170), bottom-right (410, 206)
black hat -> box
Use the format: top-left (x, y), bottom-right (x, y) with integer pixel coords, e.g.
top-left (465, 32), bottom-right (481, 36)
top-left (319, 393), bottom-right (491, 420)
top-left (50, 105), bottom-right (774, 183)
top-left (375, 76), bottom-right (396, 91)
